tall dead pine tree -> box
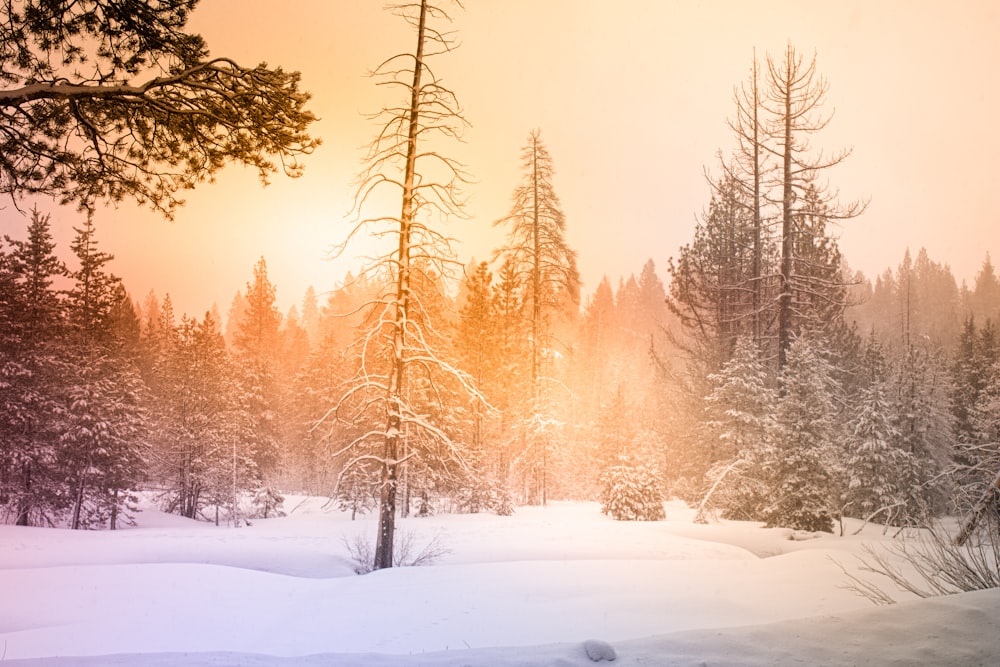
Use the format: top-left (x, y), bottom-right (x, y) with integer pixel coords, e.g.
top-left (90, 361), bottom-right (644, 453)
top-left (764, 45), bottom-right (863, 368)
top-left (327, 0), bottom-right (479, 571)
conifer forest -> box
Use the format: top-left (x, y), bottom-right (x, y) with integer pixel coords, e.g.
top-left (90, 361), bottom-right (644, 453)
top-left (2, 0), bottom-right (999, 568)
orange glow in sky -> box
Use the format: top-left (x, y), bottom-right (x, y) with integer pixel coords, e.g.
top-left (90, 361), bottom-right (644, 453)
top-left (2, 0), bottom-right (998, 319)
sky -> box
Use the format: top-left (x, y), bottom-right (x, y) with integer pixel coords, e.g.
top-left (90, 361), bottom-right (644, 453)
top-left (2, 0), bottom-right (999, 319)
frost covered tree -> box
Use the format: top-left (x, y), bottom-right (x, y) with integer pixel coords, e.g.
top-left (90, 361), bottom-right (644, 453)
top-left (495, 130), bottom-right (580, 393)
top-left (453, 261), bottom-right (511, 510)
top-left (325, 0), bottom-right (482, 570)
top-left (231, 257), bottom-right (283, 478)
top-left (578, 276), bottom-right (617, 413)
top-left (150, 312), bottom-right (253, 521)
top-left (0, 0), bottom-right (317, 217)
top-left (600, 455), bottom-right (665, 522)
top-left (842, 335), bottom-right (904, 525)
top-left (966, 255), bottom-right (1000, 326)
top-left (60, 356), bottom-right (146, 529)
top-left (765, 334), bottom-right (838, 532)
top-left (700, 336), bottom-right (777, 521)
top-left (0, 207), bottom-right (67, 525)
top-left (669, 170), bottom-right (763, 373)
top-left (494, 129), bottom-right (580, 505)
top-left (892, 341), bottom-right (952, 523)
top-left (62, 216), bottom-right (147, 529)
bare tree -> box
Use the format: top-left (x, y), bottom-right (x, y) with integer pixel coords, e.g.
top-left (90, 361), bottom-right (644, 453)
top-left (323, 0), bottom-right (481, 571)
top-left (763, 44), bottom-right (864, 368)
top-left (0, 0), bottom-right (318, 217)
top-left (722, 50), bottom-right (771, 349)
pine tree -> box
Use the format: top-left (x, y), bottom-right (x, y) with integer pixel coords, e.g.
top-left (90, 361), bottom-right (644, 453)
top-left (1, 208), bottom-right (68, 525)
top-left (62, 216), bottom-right (148, 529)
top-left (65, 216), bottom-right (120, 345)
top-left (299, 285), bottom-right (322, 347)
top-left (968, 255), bottom-right (1000, 326)
top-left (232, 257), bottom-right (283, 479)
top-left (494, 129), bottom-right (580, 505)
top-left (600, 455), bottom-right (665, 522)
top-left (765, 334), bottom-right (838, 532)
top-left (843, 334), bottom-right (905, 524)
top-left (667, 171), bottom-right (762, 372)
top-left (453, 261), bottom-right (506, 509)
top-left (950, 318), bottom-right (1000, 512)
top-left (765, 44), bottom-right (864, 368)
top-left (892, 341), bottom-right (952, 523)
top-left (578, 276), bottom-right (617, 414)
top-left (285, 328), bottom-right (346, 495)
top-left (700, 337), bottom-right (777, 521)
top-left (151, 312), bottom-right (251, 522)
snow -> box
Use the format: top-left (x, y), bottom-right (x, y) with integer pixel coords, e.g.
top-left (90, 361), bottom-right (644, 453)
top-left (1, 498), bottom-right (998, 665)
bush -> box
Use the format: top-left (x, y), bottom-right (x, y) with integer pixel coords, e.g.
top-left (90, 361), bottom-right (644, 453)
top-left (250, 486), bottom-right (285, 519)
top-left (343, 528), bottom-right (451, 575)
top-left (841, 521), bottom-right (1000, 605)
top-left (600, 456), bottom-right (665, 521)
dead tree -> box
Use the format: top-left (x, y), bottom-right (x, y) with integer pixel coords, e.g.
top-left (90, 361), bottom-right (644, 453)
top-left (322, 0), bottom-right (483, 571)
top-left (955, 469), bottom-right (1000, 546)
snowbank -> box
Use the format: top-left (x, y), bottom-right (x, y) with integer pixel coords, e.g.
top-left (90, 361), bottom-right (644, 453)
top-left (1, 499), bottom-right (997, 665)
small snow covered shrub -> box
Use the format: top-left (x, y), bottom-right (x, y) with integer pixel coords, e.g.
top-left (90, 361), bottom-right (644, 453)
top-left (600, 456), bottom-right (665, 521)
top-left (492, 482), bottom-right (515, 516)
top-left (455, 478), bottom-right (514, 516)
top-left (250, 486), bottom-right (285, 519)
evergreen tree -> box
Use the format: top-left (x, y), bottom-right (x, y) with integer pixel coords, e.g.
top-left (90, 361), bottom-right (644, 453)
top-left (1, 0), bottom-right (317, 217)
top-left (232, 257), bottom-right (283, 479)
top-left (151, 312), bottom-right (252, 521)
top-left (843, 334), bottom-right (905, 524)
top-left (1, 208), bottom-right (68, 525)
top-left (765, 45), bottom-right (864, 368)
top-left (892, 340), bottom-right (953, 523)
top-left (285, 329), bottom-right (346, 495)
top-left (62, 216), bottom-right (148, 529)
top-left (951, 318), bottom-right (1000, 511)
top-left (667, 171), bottom-right (760, 373)
top-left (578, 275), bottom-right (618, 414)
top-left (299, 285), bottom-right (322, 347)
top-left (60, 356), bottom-right (147, 529)
top-left (600, 455), bottom-right (665, 522)
top-left (765, 334), bottom-right (838, 532)
top-left (223, 290), bottom-right (248, 350)
top-left (494, 128), bottom-right (580, 505)
top-left (968, 255), bottom-right (1000, 326)
top-left (453, 261), bottom-right (509, 509)
top-left (700, 337), bottom-right (777, 521)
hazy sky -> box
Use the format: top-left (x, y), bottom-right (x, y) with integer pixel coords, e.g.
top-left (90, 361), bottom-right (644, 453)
top-left (3, 0), bottom-right (999, 319)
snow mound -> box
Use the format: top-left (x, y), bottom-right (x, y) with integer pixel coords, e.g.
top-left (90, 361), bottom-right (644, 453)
top-left (583, 638), bottom-right (617, 662)
top-left (3, 589), bottom-right (998, 666)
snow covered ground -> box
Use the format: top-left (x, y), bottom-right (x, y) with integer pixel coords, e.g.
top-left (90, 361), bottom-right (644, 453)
top-left (1, 498), bottom-right (998, 665)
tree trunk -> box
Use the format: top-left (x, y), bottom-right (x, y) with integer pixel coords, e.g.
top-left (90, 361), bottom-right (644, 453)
top-left (955, 470), bottom-right (1000, 546)
top-left (71, 474), bottom-right (86, 530)
top-left (110, 488), bottom-right (119, 530)
top-left (373, 0), bottom-right (427, 571)
top-left (777, 50), bottom-right (794, 372)
top-left (15, 461), bottom-right (31, 526)
top-left (751, 55), bottom-right (763, 349)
